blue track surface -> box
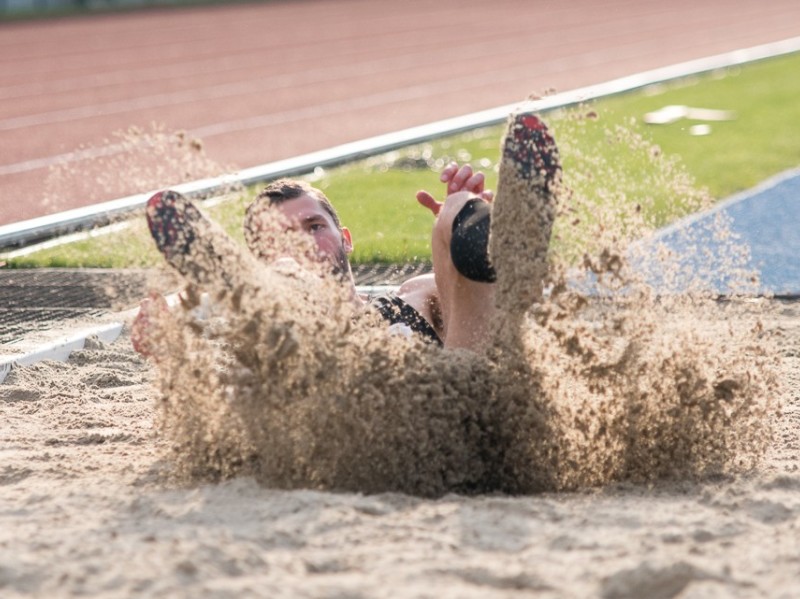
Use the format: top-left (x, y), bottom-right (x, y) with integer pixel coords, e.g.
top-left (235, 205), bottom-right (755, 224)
top-left (644, 168), bottom-right (800, 297)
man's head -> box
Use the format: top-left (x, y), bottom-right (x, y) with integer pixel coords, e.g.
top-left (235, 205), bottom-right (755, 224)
top-left (245, 179), bottom-right (353, 276)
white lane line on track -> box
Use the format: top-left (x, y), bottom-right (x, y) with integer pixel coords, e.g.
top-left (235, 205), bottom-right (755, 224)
top-left (8, 31), bottom-right (800, 177)
top-left (0, 0), bottom-right (693, 101)
top-left (0, 145), bottom-right (128, 177)
top-left (0, 43), bottom-right (616, 170)
top-left (0, 18), bottom-right (667, 133)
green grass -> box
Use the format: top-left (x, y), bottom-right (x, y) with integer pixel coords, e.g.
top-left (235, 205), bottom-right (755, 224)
top-left (589, 55), bottom-right (800, 198)
top-left (7, 51), bottom-right (800, 268)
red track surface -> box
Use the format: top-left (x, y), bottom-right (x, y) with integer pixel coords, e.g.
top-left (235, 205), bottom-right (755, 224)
top-left (2, 0), bottom-right (800, 226)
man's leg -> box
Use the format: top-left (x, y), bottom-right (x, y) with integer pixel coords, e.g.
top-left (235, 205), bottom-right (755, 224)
top-left (433, 113), bottom-right (560, 351)
top-left (431, 191), bottom-right (496, 351)
top-left (490, 113), bottom-right (560, 318)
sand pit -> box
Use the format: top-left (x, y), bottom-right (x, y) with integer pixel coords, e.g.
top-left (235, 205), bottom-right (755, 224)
top-left (2, 111), bottom-right (798, 596)
top-left (0, 302), bottom-right (797, 597)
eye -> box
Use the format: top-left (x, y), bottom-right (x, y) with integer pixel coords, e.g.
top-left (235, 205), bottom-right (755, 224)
top-left (309, 223), bottom-right (325, 232)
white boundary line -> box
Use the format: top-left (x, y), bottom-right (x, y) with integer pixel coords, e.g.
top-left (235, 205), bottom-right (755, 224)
top-left (2, 35), bottom-right (800, 252)
top-left (0, 322), bottom-right (125, 384)
top-left (651, 166), bottom-right (800, 239)
top-left (0, 285), bottom-right (399, 384)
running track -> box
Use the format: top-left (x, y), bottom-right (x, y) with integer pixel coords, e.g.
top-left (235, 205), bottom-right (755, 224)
top-left (3, 0), bottom-right (800, 225)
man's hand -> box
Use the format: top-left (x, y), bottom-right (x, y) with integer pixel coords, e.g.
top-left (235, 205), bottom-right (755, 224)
top-left (416, 162), bottom-right (493, 216)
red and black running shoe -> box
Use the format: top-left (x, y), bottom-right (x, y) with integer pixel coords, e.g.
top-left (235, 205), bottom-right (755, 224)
top-left (490, 112), bottom-right (562, 314)
top-left (502, 113), bottom-right (561, 192)
top-left (146, 190), bottom-right (239, 288)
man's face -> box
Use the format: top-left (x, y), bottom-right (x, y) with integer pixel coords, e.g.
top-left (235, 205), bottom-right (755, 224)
top-left (274, 194), bottom-right (352, 275)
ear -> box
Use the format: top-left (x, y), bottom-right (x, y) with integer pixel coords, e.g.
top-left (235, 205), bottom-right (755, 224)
top-left (341, 227), bottom-right (354, 254)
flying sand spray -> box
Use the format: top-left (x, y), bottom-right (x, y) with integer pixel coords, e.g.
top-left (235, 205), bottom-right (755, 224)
top-left (144, 111), bottom-right (779, 496)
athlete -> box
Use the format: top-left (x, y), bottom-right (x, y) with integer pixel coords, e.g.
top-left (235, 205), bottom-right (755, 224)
top-left (242, 162), bottom-right (496, 349)
top-left (133, 112), bottom-right (560, 355)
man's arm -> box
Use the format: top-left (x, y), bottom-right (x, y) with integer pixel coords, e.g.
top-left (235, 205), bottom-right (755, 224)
top-left (396, 163), bottom-right (494, 342)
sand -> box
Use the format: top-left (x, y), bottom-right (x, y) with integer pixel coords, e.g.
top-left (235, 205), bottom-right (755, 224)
top-left (0, 300), bottom-right (797, 598)
top-left (2, 112), bottom-right (798, 596)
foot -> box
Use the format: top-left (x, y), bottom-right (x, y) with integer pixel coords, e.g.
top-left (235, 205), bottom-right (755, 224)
top-left (450, 197), bottom-right (496, 283)
top-left (489, 112), bottom-right (561, 318)
top-left (146, 190), bottom-right (245, 289)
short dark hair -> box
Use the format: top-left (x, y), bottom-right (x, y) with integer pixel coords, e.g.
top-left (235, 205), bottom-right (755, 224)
top-left (251, 179), bottom-right (342, 229)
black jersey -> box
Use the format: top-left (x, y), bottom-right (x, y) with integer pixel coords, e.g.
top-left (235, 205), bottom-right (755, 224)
top-left (370, 293), bottom-right (442, 345)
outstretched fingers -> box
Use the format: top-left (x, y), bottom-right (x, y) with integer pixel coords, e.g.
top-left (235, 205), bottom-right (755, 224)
top-left (419, 163), bottom-right (493, 217)
top-left (443, 163), bottom-right (483, 195)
